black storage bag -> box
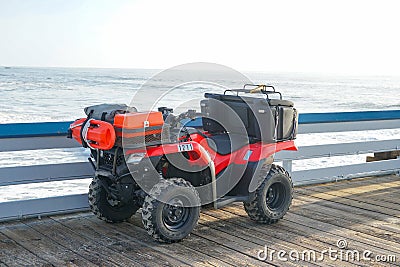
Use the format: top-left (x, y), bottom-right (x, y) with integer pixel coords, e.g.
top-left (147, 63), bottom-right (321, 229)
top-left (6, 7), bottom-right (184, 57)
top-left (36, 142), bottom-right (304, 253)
top-left (201, 93), bottom-right (276, 142)
top-left (84, 104), bottom-right (137, 123)
top-left (201, 93), bottom-right (298, 142)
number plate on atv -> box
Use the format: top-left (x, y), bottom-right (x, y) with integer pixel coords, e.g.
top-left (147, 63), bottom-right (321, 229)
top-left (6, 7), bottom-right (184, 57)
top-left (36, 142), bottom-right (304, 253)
top-left (178, 143), bottom-right (194, 152)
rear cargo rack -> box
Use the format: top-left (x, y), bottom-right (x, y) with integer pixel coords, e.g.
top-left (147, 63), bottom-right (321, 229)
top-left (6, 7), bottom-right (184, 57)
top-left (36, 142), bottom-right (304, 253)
top-left (224, 84), bottom-right (282, 100)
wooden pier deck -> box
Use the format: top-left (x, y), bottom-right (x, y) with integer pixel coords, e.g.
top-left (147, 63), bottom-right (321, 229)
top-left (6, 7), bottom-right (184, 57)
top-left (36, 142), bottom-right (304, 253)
top-left (0, 174), bottom-right (399, 267)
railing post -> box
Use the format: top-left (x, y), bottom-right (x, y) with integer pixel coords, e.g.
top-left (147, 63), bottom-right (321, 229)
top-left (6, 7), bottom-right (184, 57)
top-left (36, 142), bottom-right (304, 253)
top-left (282, 160), bottom-right (293, 175)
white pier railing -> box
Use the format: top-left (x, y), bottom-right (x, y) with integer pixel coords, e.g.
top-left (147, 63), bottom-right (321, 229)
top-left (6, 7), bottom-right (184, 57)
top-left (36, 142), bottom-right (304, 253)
top-left (0, 110), bottom-right (399, 221)
top-left (276, 111), bottom-right (400, 185)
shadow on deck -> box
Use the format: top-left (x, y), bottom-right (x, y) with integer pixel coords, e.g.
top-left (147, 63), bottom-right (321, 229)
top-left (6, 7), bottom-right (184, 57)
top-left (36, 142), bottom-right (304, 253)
top-left (0, 175), bottom-right (399, 267)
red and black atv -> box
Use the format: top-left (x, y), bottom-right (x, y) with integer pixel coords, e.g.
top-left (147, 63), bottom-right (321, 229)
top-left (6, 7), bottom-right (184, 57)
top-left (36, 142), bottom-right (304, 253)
top-left (69, 84), bottom-right (298, 243)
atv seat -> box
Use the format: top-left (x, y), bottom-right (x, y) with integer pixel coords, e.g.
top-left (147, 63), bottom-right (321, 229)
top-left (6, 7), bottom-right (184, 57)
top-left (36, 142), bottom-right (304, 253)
top-left (206, 133), bottom-right (250, 155)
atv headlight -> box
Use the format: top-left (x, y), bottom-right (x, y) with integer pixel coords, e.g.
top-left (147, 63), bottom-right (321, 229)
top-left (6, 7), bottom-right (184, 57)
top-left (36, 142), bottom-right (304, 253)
top-left (126, 153), bottom-right (146, 164)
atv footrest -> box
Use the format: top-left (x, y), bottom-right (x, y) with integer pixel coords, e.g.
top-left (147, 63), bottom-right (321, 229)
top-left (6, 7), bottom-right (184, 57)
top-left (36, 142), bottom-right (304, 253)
top-left (215, 195), bottom-right (249, 209)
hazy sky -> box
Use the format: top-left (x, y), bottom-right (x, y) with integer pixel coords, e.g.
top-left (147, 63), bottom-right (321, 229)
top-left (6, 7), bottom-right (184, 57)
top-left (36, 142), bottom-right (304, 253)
top-left (1, 0), bottom-right (399, 75)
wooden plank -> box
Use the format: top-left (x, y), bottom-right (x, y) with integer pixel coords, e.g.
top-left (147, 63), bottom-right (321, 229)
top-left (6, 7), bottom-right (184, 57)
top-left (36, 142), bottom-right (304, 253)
top-left (52, 213), bottom-right (188, 267)
top-left (225, 210), bottom-right (374, 267)
top-left (295, 194), bottom-right (400, 228)
top-left (291, 196), bottom-right (400, 243)
top-left (0, 231), bottom-right (49, 266)
top-left (84, 215), bottom-right (222, 267)
top-left (305, 179), bottom-right (400, 212)
top-left (302, 176), bottom-right (400, 206)
top-left (334, 187), bottom-right (400, 205)
top-left (320, 186), bottom-right (400, 206)
top-left (302, 174), bottom-right (400, 189)
top-left (285, 197), bottom-right (400, 256)
top-left (302, 175), bottom-right (400, 195)
top-left (214, 208), bottom-right (377, 267)
top-left (33, 216), bottom-right (143, 267)
top-left (295, 193), bottom-right (400, 232)
top-left (126, 212), bottom-right (272, 267)
top-left (49, 216), bottom-right (142, 266)
top-left (285, 212), bottom-right (400, 259)
top-left (198, 210), bottom-right (345, 267)
top-left (297, 186), bottom-right (400, 219)
top-left (193, 220), bottom-right (293, 267)
top-left (293, 190), bottom-right (400, 232)
top-left (0, 221), bottom-right (94, 266)
top-left (125, 214), bottom-right (252, 267)
top-left (179, 232), bottom-right (254, 267)
top-left (1, 174), bottom-right (400, 266)
top-left (223, 205), bottom-right (399, 266)
top-left (367, 150), bottom-right (400, 162)
top-left (295, 177), bottom-right (400, 234)
top-left (126, 213), bottom-right (269, 267)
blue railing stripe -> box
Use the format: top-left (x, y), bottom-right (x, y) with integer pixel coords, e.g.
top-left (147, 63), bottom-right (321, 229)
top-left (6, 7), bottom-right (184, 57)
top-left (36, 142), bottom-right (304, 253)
top-left (299, 110), bottom-right (400, 124)
top-left (186, 110), bottom-right (400, 127)
top-left (1, 110), bottom-right (400, 138)
top-left (0, 121), bottom-right (73, 138)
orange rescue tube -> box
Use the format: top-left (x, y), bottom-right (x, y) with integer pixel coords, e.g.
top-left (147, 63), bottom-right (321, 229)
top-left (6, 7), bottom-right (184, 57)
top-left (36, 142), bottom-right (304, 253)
top-left (70, 118), bottom-right (116, 150)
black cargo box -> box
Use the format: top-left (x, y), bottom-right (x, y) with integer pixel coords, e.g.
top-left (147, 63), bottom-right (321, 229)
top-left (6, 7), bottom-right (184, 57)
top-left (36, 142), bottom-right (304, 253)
top-left (201, 93), bottom-right (297, 142)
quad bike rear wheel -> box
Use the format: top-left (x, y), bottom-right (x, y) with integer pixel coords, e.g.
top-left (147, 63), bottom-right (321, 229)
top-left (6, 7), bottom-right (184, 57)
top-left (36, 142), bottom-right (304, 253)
top-left (142, 178), bottom-right (201, 243)
top-left (244, 164), bottom-right (293, 224)
top-left (88, 176), bottom-right (139, 223)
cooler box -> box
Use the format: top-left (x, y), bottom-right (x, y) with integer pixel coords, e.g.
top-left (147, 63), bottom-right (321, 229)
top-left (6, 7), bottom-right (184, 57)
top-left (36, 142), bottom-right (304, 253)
top-left (113, 111), bottom-right (165, 147)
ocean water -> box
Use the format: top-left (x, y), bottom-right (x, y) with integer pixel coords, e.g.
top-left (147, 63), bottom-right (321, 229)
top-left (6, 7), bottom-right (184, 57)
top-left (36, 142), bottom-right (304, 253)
top-left (1, 67), bottom-right (400, 123)
top-left (0, 67), bottom-right (399, 201)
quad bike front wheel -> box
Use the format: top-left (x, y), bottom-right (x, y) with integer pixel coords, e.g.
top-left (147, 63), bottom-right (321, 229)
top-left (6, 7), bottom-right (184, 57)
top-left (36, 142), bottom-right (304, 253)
top-left (88, 176), bottom-right (139, 223)
top-left (244, 164), bottom-right (293, 224)
top-left (142, 178), bottom-right (201, 243)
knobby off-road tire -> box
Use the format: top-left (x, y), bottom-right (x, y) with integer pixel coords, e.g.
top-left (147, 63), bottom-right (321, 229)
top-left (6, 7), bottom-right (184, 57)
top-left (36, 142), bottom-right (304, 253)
top-left (88, 176), bottom-right (139, 223)
top-left (142, 178), bottom-right (201, 243)
top-left (244, 164), bottom-right (293, 224)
